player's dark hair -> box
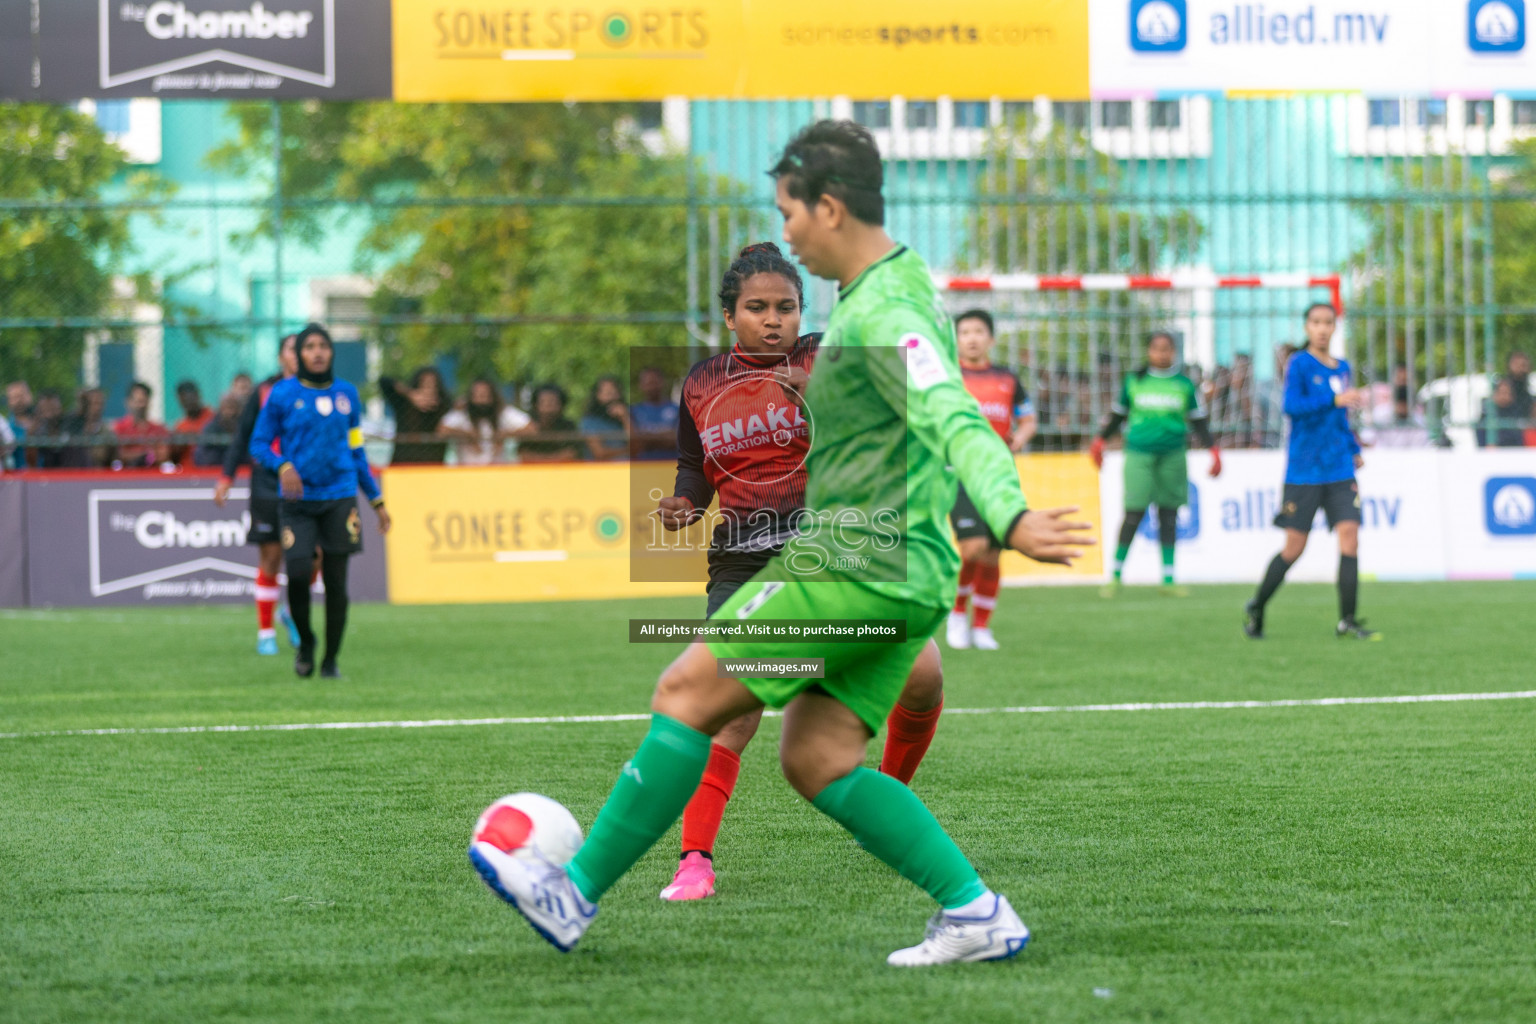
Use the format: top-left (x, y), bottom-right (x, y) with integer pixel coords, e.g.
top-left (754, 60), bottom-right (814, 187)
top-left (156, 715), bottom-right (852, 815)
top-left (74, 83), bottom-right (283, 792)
top-left (1145, 330), bottom-right (1177, 349)
top-left (175, 379), bottom-right (198, 395)
top-left (769, 120), bottom-right (885, 226)
top-left (956, 309), bottom-right (995, 335)
top-left (718, 242), bottom-right (803, 314)
top-left (1303, 301), bottom-right (1337, 319)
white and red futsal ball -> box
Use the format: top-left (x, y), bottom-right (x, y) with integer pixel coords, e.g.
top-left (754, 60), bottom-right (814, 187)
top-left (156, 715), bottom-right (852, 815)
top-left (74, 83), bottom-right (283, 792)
top-left (472, 793), bottom-right (584, 867)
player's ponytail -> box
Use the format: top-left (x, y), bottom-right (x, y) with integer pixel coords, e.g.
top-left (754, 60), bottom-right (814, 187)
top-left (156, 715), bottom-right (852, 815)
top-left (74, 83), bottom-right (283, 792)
top-left (718, 242), bottom-right (804, 314)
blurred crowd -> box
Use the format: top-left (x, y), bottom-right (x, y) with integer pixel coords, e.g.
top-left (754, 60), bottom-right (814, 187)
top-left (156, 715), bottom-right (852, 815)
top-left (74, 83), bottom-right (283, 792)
top-left (2, 349), bottom-right (1530, 472)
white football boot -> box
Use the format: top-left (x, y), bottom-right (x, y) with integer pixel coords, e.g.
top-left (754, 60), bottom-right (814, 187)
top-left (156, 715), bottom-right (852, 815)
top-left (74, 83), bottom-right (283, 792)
top-left (887, 893), bottom-right (1030, 966)
top-left (970, 627), bottom-right (1000, 651)
top-left (469, 842), bottom-right (597, 952)
top-left (945, 611), bottom-right (972, 649)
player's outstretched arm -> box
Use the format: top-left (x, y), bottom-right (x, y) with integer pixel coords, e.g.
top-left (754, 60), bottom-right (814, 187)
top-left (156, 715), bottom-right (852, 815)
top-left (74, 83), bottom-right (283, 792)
top-left (1006, 507), bottom-right (1096, 566)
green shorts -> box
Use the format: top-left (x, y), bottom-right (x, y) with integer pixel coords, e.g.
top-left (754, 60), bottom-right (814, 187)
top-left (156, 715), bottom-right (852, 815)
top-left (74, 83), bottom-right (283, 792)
top-left (707, 563), bottom-right (945, 735)
top-left (1124, 449), bottom-right (1189, 510)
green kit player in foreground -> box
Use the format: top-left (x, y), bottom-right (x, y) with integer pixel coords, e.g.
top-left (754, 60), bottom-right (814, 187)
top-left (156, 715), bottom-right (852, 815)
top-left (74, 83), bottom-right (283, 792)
top-left (1090, 331), bottom-right (1220, 595)
top-left (470, 121), bottom-right (1094, 965)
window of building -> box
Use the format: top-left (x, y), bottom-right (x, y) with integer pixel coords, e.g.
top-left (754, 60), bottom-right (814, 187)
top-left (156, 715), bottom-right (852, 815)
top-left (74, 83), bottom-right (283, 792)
top-left (953, 101), bottom-right (990, 129)
top-left (1367, 99), bottom-right (1402, 128)
top-left (633, 103), bottom-right (664, 131)
top-left (1417, 99), bottom-right (1447, 128)
top-left (1513, 100), bottom-right (1536, 126)
top-left (1148, 100), bottom-right (1182, 129)
top-left (904, 101), bottom-right (938, 129)
top-left (1052, 102), bottom-right (1090, 130)
top-left (1100, 101), bottom-right (1133, 129)
top-left (1466, 100), bottom-right (1495, 128)
top-left (851, 101), bottom-right (891, 129)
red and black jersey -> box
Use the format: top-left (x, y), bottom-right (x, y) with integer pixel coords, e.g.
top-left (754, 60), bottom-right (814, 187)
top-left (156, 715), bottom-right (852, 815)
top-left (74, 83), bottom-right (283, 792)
top-left (674, 334), bottom-right (818, 556)
top-left (222, 374), bottom-right (285, 499)
top-left (961, 363), bottom-right (1032, 440)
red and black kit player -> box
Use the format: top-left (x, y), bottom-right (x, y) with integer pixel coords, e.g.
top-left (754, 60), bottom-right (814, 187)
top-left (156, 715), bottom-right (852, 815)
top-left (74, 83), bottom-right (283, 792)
top-left (653, 242), bottom-right (949, 901)
top-left (946, 309), bottom-right (1037, 651)
top-left (215, 333), bottom-right (301, 656)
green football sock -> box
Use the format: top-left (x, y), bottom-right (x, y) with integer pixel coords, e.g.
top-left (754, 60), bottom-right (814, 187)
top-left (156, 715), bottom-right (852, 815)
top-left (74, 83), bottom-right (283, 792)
top-left (1113, 544), bottom-right (1130, 581)
top-left (566, 713), bottom-right (710, 903)
top-left (811, 766), bottom-right (987, 910)
top-left (1161, 545), bottom-right (1176, 585)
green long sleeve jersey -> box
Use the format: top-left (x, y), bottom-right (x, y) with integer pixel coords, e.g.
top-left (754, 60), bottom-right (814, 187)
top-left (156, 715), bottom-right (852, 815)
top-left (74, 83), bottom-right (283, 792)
top-left (777, 245), bottom-right (1030, 609)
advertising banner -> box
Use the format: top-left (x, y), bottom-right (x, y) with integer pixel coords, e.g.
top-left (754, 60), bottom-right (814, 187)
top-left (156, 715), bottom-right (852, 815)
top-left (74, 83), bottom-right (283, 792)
top-left (20, 0), bottom-right (392, 100)
top-left (0, 480), bottom-right (25, 609)
top-left (22, 475), bottom-right (387, 607)
top-left (391, 0), bottom-right (1089, 101)
top-left (1098, 450), bottom-right (1448, 584)
top-left (383, 464), bottom-right (700, 604)
top-left (1440, 449), bottom-right (1536, 579)
top-left (1000, 453), bottom-right (1106, 584)
top-left (1091, 0), bottom-right (1536, 96)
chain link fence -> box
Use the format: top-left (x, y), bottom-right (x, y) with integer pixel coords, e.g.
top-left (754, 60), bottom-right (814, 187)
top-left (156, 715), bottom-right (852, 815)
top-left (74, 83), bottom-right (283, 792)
top-left (2, 96), bottom-right (1533, 466)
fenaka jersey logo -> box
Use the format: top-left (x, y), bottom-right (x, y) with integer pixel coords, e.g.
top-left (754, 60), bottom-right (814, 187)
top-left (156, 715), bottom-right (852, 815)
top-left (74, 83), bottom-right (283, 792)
top-left (1130, 0), bottom-right (1186, 52)
top-left (430, 5), bottom-right (710, 59)
top-left (1469, 0), bottom-right (1525, 53)
top-left (1484, 477), bottom-right (1536, 536)
top-left (102, 0), bottom-right (337, 91)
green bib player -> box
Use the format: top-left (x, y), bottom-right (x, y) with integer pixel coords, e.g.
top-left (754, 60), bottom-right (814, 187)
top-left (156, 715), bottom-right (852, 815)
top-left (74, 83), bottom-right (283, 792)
top-left (1090, 331), bottom-right (1220, 595)
top-left (469, 120), bottom-right (1094, 965)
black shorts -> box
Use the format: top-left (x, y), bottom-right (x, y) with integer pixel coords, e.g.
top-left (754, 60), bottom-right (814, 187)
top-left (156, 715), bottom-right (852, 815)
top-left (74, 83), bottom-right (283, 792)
top-left (704, 549), bottom-right (774, 617)
top-left (248, 495), bottom-right (281, 546)
top-left (281, 497), bottom-right (363, 559)
top-left (1274, 480), bottom-right (1362, 532)
top-left (949, 485), bottom-right (1002, 548)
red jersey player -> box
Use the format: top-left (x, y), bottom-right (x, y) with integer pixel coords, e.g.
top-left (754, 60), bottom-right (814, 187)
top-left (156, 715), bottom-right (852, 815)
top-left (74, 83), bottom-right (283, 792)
top-left (947, 309), bottom-right (1037, 651)
top-left (654, 242), bottom-right (948, 901)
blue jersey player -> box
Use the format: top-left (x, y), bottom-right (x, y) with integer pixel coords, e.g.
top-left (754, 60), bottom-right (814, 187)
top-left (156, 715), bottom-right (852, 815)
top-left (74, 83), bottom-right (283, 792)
top-left (1244, 303), bottom-right (1379, 641)
top-left (251, 324), bottom-right (392, 677)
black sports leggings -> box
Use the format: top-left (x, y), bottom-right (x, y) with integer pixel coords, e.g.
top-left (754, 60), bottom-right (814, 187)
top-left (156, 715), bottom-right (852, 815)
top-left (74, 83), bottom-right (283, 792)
top-left (287, 551), bottom-right (351, 662)
top-left (1117, 507), bottom-right (1180, 549)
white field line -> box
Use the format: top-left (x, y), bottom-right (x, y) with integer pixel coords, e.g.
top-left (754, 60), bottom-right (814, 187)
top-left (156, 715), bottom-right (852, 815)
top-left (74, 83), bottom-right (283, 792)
top-left (2, 690), bottom-right (1534, 741)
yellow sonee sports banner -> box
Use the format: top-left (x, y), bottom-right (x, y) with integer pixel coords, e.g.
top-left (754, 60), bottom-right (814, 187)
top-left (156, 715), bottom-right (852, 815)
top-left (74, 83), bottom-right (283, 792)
top-left (392, 0), bottom-right (1088, 101)
top-left (383, 454), bottom-right (1100, 605)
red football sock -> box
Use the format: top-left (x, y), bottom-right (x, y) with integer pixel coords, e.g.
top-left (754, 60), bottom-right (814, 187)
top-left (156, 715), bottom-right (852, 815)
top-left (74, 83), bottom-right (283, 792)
top-left (255, 570), bottom-right (280, 632)
top-left (680, 743), bottom-right (741, 856)
top-left (971, 563), bottom-right (1001, 629)
top-left (880, 700), bottom-right (944, 785)
top-left (954, 560), bottom-right (977, 614)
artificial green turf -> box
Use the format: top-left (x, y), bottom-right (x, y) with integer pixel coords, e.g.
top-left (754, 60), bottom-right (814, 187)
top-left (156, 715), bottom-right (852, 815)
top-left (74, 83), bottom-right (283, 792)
top-left (2, 582), bottom-right (1533, 1023)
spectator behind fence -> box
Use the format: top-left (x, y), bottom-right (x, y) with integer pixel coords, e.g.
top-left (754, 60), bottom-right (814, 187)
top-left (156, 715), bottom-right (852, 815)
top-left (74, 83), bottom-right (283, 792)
top-left (518, 383), bottom-right (583, 463)
top-left (112, 381), bottom-right (170, 468)
top-left (60, 388), bottom-right (109, 468)
top-left (27, 390), bottom-right (65, 468)
top-left (1364, 385), bottom-right (1436, 448)
top-left (629, 366), bottom-right (680, 461)
top-left (171, 379), bottom-right (214, 468)
top-left (1502, 350), bottom-right (1532, 424)
top-left (381, 367), bottom-right (451, 465)
top-left (438, 377), bottom-right (532, 466)
top-left (581, 375), bottom-right (630, 461)
top-left (1479, 378), bottom-right (1527, 447)
top-left (193, 393), bottom-right (244, 468)
top-left (5, 380), bottom-right (34, 469)
top-left (229, 372), bottom-right (255, 406)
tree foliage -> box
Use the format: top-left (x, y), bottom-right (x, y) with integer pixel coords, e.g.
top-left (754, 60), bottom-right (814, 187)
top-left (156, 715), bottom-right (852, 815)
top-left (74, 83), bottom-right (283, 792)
top-left (0, 105), bottom-right (152, 396)
top-left (207, 103), bottom-right (713, 395)
top-left (1349, 146), bottom-right (1536, 378)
